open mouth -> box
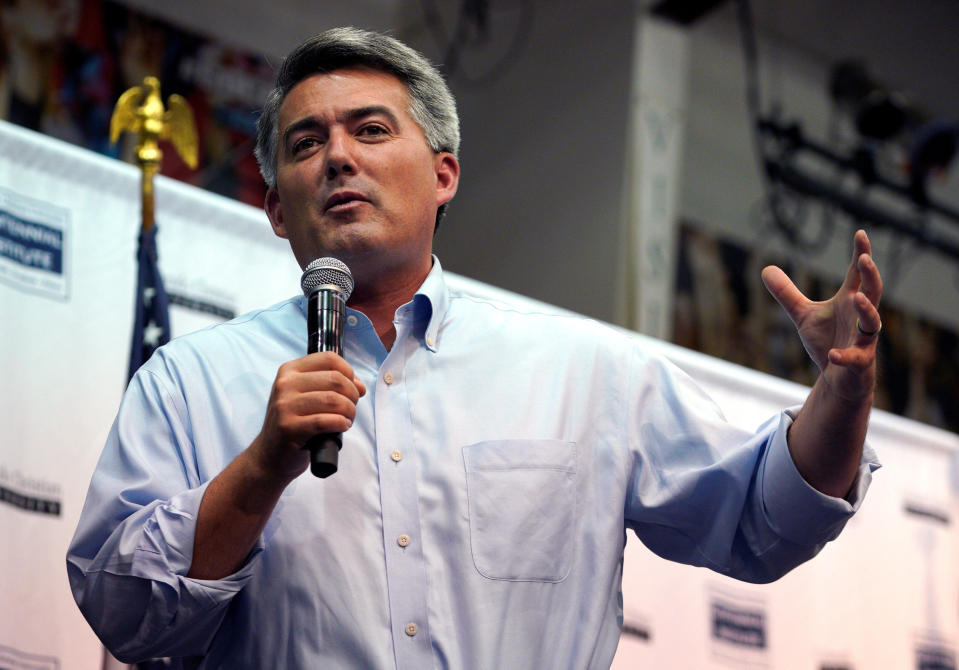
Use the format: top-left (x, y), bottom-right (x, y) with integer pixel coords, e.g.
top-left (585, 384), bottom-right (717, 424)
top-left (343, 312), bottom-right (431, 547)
top-left (324, 191), bottom-right (368, 212)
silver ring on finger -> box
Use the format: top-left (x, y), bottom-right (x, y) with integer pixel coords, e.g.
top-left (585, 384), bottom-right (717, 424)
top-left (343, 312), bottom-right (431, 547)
top-left (856, 319), bottom-right (881, 337)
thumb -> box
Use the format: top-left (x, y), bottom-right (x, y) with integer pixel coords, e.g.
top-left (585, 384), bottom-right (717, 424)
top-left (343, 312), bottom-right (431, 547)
top-left (761, 265), bottom-right (807, 327)
top-left (354, 376), bottom-right (367, 398)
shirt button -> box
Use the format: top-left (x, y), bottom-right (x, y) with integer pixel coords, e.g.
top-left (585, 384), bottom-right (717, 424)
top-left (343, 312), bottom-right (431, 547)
top-left (346, 314), bottom-right (358, 327)
top-left (384, 372), bottom-right (394, 385)
top-left (426, 336), bottom-right (435, 348)
top-left (405, 622), bottom-right (418, 637)
top-left (391, 450), bottom-right (403, 462)
top-left (397, 534), bottom-right (410, 547)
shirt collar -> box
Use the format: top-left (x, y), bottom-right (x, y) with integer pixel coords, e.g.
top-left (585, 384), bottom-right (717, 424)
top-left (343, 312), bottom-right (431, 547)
top-left (411, 255), bottom-right (448, 353)
top-left (294, 255), bottom-right (449, 353)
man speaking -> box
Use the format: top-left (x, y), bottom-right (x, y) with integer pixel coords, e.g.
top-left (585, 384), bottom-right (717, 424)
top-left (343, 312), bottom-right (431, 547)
top-left (67, 27), bottom-right (882, 669)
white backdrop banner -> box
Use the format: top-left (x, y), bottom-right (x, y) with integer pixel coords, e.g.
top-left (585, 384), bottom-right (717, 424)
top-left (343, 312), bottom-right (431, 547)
top-left (0, 120), bottom-right (298, 670)
top-left (2, 120), bottom-right (958, 669)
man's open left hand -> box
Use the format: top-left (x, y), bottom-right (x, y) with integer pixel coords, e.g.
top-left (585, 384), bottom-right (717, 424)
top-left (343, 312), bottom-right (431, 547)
top-left (761, 229), bottom-right (883, 402)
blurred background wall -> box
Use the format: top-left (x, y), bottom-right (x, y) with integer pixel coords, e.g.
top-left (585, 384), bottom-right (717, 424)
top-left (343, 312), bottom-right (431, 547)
top-left (2, 0), bottom-right (957, 425)
top-left (2, 3), bottom-right (959, 669)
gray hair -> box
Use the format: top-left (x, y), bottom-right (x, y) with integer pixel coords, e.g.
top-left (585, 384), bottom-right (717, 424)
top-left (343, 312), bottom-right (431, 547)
top-left (254, 27), bottom-right (460, 229)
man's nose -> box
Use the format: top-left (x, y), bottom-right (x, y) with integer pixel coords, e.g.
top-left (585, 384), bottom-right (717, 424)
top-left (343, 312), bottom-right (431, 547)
top-left (324, 131), bottom-right (357, 179)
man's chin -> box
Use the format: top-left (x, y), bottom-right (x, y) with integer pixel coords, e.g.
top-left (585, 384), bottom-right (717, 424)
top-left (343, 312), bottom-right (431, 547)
top-left (313, 234), bottom-right (378, 265)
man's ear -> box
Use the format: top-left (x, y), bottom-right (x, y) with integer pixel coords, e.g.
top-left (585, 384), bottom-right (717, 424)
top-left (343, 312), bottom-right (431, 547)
top-left (434, 153), bottom-right (460, 208)
top-left (264, 187), bottom-right (288, 239)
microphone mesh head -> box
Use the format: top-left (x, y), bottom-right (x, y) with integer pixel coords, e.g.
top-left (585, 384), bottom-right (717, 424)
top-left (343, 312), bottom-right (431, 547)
top-left (300, 257), bottom-right (354, 299)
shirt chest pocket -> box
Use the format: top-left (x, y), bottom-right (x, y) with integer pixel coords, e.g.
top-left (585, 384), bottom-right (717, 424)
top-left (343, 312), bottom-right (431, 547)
top-left (462, 439), bottom-right (577, 582)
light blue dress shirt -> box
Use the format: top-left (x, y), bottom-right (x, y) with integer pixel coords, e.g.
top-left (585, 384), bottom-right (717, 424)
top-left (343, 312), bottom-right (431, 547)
top-left (67, 259), bottom-right (876, 669)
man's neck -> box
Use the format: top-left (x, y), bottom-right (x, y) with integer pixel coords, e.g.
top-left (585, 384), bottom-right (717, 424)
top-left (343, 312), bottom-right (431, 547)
top-left (348, 263), bottom-right (431, 351)
top-left (351, 297), bottom-right (400, 350)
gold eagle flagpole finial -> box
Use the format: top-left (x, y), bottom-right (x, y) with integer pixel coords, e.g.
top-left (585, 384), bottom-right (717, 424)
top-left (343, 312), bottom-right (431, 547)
top-left (110, 76), bottom-right (198, 232)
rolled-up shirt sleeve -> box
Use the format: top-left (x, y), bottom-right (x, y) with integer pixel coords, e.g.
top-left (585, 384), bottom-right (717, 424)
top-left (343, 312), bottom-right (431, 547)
top-left (759, 407), bottom-right (878, 544)
top-left (66, 365), bottom-right (261, 662)
top-left (624, 350), bottom-right (880, 584)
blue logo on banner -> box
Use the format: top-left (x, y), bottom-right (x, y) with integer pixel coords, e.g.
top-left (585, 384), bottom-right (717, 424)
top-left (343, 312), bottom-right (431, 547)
top-left (0, 210), bottom-right (63, 273)
top-left (711, 601), bottom-right (766, 649)
top-left (917, 645), bottom-right (956, 670)
top-left (0, 188), bottom-right (70, 300)
top-left (0, 643), bottom-right (60, 669)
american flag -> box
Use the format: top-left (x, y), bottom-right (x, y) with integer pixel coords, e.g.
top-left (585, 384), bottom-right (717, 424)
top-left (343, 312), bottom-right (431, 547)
top-left (127, 225), bottom-right (171, 381)
top-left (128, 226), bottom-right (178, 670)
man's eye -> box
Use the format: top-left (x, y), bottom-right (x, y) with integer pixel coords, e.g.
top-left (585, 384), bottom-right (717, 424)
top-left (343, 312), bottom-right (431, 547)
top-left (291, 137), bottom-right (320, 154)
top-left (358, 125), bottom-right (388, 138)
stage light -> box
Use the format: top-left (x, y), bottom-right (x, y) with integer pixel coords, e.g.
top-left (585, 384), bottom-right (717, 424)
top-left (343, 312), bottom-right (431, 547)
top-left (829, 60), bottom-right (909, 141)
top-left (908, 119), bottom-right (959, 205)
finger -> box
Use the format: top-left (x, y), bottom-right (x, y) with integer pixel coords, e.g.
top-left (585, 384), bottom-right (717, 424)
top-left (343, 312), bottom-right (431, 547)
top-left (857, 251), bottom-right (883, 307)
top-left (287, 411), bottom-right (355, 438)
top-left (297, 389), bottom-right (358, 421)
top-left (853, 291), bottom-right (882, 341)
top-left (275, 367), bottom-right (358, 401)
top-left (761, 265), bottom-right (809, 326)
top-left (296, 354), bottom-right (365, 398)
top-left (277, 353), bottom-right (344, 381)
top-left (839, 230), bottom-right (869, 291)
top-left (278, 392), bottom-right (357, 437)
top-left (307, 413), bottom-right (355, 434)
top-left (304, 354), bottom-right (364, 398)
top-left (267, 394), bottom-right (355, 446)
top-left (827, 344), bottom-right (875, 370)
top-left (854, 228), bottom-right (872, 256)
top-left (300, 370), bottom-right (363, 403)
top-left (298, 351), bottom-right (357, 378)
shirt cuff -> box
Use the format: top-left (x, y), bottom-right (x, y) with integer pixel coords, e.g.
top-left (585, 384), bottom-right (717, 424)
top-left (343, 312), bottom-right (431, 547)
top-left (760, 407), bottom-right (881, 547)
top-left (133, 481), bottom-right (264, 595)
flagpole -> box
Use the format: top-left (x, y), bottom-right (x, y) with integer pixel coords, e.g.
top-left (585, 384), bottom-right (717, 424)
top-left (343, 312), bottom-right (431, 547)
top-left (141, 159), bottom-right (158, 233)
top-left (110, 75), bottom-right (198, 231)
top-left (109, 76), bottom-right (198, 383)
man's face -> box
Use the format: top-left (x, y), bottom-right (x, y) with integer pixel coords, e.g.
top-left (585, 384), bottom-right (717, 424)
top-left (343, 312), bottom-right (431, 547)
top-left (265, 66), bottom-right (458, 285)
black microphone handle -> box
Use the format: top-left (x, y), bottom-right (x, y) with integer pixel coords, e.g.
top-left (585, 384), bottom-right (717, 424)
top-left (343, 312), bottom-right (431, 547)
top-left (306, 433), bottom-right (342, 478)
top-left (306, 288), bottom-right (347, 478)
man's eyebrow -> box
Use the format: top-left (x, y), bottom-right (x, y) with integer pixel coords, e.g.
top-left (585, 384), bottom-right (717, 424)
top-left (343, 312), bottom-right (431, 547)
top-left (282, 117), bottom-right (323, 148)
top-left (342, 105), bottom-right (401, 128)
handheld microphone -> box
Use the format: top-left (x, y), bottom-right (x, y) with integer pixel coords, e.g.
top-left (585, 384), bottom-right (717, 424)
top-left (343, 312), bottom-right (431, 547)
top-left (300, 257), bottom-right (354, 478)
